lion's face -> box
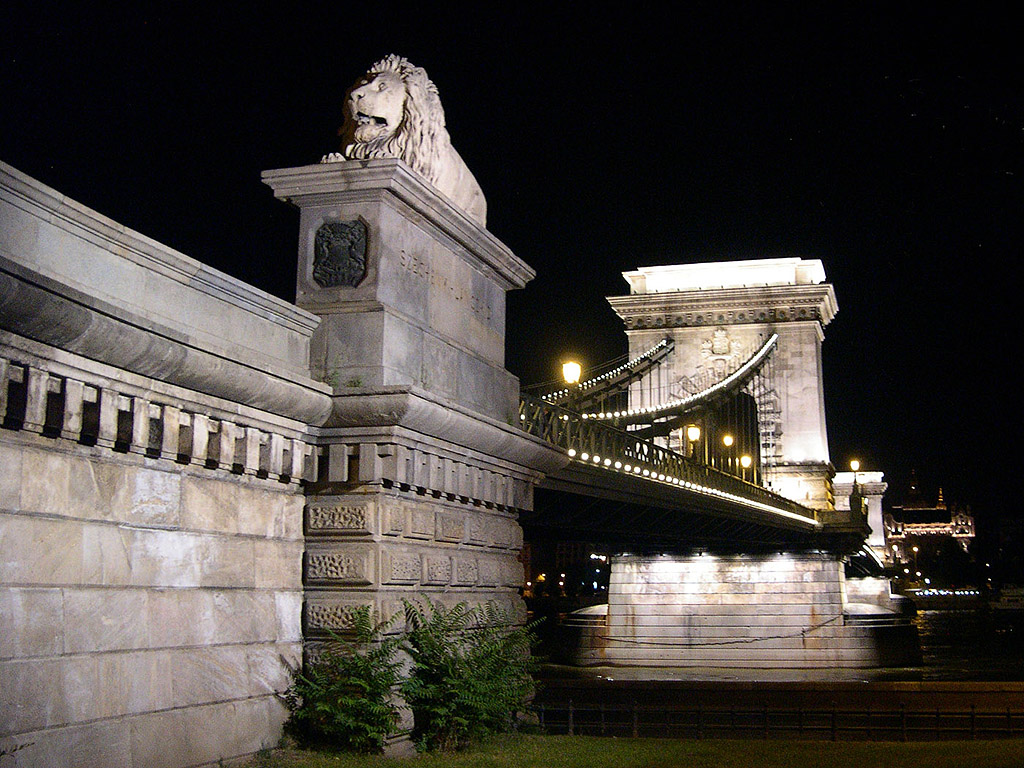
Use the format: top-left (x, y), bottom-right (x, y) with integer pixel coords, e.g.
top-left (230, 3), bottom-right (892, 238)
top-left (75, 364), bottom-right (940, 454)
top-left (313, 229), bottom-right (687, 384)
top-left (345, 71), bottom-right (407, 144)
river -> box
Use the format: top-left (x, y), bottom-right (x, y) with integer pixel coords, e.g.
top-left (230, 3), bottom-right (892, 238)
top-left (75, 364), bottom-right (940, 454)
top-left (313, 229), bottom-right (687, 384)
top-left (915, 609), bottom-right (1024, 681)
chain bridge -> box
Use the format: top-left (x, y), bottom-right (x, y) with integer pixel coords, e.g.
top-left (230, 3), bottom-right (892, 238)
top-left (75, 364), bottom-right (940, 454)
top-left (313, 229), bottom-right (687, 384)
top-left (517, 334), bottom-right (843, 548)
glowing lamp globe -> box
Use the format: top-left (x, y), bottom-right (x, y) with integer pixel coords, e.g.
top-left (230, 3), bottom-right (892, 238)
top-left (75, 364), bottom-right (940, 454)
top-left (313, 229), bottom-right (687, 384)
top-left (562, 361), bottom-right (582, 385)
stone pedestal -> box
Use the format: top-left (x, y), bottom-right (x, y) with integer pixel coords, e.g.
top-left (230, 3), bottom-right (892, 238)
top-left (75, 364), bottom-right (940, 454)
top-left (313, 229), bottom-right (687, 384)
top-left (593, 553), bottom-right (895, 669)
top-left (833, 470), bottom-right (888, 556)
top-left (262, 159), bottom-right (565, 639)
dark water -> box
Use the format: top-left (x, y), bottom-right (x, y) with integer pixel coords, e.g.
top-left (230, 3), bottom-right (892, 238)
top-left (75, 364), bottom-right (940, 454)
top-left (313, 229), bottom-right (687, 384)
top-left (915, 609), bottom-right (1024, 681)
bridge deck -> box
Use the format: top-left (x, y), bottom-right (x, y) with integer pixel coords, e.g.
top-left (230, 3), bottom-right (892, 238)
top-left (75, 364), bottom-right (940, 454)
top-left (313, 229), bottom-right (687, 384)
top-left (518, 393), bottom-right (830, 546)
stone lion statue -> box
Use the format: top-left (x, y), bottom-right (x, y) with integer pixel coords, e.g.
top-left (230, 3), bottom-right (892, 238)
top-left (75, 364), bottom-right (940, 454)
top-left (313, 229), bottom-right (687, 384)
top-left (322, 54), bottom-right (487, 227)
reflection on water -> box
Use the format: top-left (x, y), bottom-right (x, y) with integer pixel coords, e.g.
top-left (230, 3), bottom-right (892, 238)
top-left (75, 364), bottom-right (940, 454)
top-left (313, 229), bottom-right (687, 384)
top-left (915, 609), bottom-right (1024, 681)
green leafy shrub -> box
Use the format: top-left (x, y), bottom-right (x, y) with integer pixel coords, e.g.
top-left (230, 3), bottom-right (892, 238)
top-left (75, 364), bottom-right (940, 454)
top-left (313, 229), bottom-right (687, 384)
top-left (400, 600), bottom-right (540, 752)
top-left (284, 607), bottom-right (402, 753)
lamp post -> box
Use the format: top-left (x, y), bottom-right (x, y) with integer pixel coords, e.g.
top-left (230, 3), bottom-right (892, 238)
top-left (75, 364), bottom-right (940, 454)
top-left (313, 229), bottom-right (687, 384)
top-left (722, 433), bottom-right (734, 475)
top-left (562, 360), bottom-right (581, 412)
top-left (849, 459), bottom-right (866, 519)
top-left (739, 453), bottom-right (752, 482)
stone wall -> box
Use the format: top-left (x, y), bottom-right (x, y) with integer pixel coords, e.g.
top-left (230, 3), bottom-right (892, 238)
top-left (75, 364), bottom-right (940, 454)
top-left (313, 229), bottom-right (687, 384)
top-left (0, 162), bottom-right (331, 767)
top-left (0, 428), bottom-right (304, 766)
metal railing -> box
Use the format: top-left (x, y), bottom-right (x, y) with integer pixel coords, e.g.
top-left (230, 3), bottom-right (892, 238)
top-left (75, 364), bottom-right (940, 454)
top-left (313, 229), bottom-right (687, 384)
top-left (518, 394), bottom-right (817, 525)
top-left (537, 700), bottom-right (1024, 742)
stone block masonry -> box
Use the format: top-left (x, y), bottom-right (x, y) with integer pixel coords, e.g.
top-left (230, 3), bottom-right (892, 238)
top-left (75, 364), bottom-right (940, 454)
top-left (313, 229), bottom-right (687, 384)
top-left (0, 161), bottom-right (331, 767)
top-left (0, 435), bottom-right (305, 766)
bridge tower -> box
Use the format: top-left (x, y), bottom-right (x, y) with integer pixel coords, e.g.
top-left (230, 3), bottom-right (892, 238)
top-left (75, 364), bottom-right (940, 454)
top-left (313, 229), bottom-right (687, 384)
top-left (584, 259), bottom-right (914, 670)
top-left (608, 258), bottom-right (838, 511)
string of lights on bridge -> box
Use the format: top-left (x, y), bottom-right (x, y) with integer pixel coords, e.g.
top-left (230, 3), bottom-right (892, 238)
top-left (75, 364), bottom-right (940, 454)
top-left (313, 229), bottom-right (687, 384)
top-left (523, 333), bottom-right (815, 526)
top-left (540, 339), bottom-right (671, 403)
top-left (579, 334), bottom-right (779, 422)
top-left (561, 444), bottom-right (819, 526)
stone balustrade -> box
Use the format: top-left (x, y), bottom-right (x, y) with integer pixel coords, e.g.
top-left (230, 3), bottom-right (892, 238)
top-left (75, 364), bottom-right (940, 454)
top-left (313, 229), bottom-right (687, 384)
top-left (0, 350), bottom-right (316, 484)
top-left (318, 439), bottom-right (531, 512)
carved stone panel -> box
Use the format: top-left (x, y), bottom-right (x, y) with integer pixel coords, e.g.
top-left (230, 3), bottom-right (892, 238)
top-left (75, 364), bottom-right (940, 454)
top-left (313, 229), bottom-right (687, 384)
top-left (453, 558), bottom-right (479, 586)
top-left (423, 556), bottom-right (452, 586)
top-left (305, 600), bottom-right (373, 631)
top-left (305, 550), bottom-right (373, 585)
top-left (408, 508), bottom-right (434, 539)
top-left (468, 515), bottom-right (488, 544)
top-left (437, 512), bottom-right (464, 543)
top-left (306, 498), bottom-right (373, 535)
top-left (382, 504), bottom-right (407, 536)
top-left (490, 519), bottom-right (518, 549)
top-left (500, 557), bottom-right (524, 587)
top-left (312, 220), bottom-right (368, 288)
top-left (383, 552), bottom-right (422, 585)
top-left (478, 558), bottom-right (499, 587)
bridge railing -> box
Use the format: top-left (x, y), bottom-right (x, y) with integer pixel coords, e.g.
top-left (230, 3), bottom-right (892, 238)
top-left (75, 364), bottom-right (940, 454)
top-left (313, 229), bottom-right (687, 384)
top-left (518, 394), bottom-right (817, 524)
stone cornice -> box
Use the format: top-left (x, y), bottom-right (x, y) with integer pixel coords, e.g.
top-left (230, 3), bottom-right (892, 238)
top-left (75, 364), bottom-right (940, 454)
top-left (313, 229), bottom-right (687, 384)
top-left (0, 259), bottom-right (332, 426)
top-left (262, 160), bottom-right (535, 291)
top-left (320, 385), bottom-right (568, 477)
top-left (607, 283), bottom-right (838, 330)
top-left (0, 161), bottom-right (321, 337)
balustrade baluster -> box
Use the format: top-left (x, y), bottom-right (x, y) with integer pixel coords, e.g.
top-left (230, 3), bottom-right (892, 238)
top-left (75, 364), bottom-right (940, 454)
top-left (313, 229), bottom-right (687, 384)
top-left (267, 432), bottom-right (285, 480)
top-left (302, 442), bottom-right (317, 482)
top-left (158, 405), bottom-right (181, 458)
top-left (96, 388), bottom-right (121, 448)
top-left (191, 414), bottom-right (212, 466)
top-left (243, 427), bottom-right (262, 475)
top-left (289, 438), bottom-right (306, 481)
top-left (23, 367), bottom-right (49, 433)
top-left (129, 398), bottom-right (151, 454)
top-left (218, 420), bottom-right (238, 470)
top-left (0, 358), bottom-right (11, 423)
top-left (61, 378), bottom-right (85, 440)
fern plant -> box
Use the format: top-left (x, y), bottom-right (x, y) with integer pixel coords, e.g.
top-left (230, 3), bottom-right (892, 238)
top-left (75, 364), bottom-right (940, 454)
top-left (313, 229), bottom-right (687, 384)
top-left (284, 607), bottom-right (402, 753)
top-left (400, 599), bottom-right (540, 751)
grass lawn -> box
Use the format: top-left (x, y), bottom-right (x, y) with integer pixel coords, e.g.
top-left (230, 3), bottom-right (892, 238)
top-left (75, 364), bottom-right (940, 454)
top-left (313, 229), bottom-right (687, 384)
top-left (246, 734), bottom-right (1024, 768)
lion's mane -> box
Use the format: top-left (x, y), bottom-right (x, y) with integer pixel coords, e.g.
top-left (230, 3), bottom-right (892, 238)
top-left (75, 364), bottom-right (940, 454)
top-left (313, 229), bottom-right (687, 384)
top-left (330, 55), bottom-right (487, 227)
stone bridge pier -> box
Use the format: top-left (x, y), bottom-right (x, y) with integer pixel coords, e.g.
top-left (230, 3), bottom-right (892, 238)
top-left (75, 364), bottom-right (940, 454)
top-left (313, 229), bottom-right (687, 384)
top-left (263, 161), bottom-right (564, 650)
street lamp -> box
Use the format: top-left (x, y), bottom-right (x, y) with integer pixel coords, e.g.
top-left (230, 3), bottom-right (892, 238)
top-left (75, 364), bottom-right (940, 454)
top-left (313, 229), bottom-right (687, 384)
top-left (849, 459), bottom-right (866, 518)
top-left (722, 434), bottom-right (734, 473)
top-left (740, 453), bottom-right (752, 481)
top-left (686, 424), bottom-right (701, 460)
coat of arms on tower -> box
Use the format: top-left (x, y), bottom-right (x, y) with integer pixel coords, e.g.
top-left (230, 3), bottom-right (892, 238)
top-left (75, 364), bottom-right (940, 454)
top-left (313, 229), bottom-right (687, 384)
top-left (702, 328), bottom-right (740, 360)
top-left (312, 220), bottom-right (368, 288)
top-left (674, 328), bottom-right (743, 397)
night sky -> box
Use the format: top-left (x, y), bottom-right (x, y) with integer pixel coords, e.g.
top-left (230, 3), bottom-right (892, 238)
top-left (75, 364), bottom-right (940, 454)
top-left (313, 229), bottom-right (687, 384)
top-left (3, 6), bottom-right (1022, 525)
